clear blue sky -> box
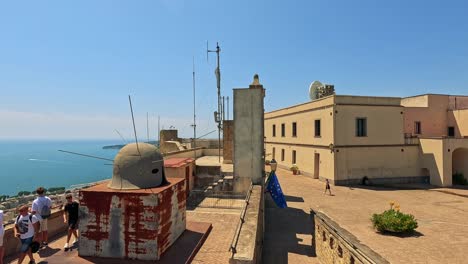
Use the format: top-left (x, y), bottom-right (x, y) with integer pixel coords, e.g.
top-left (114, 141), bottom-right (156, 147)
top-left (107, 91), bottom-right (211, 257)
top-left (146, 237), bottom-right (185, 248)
top-left (1, 0), bottom-right (467, 139)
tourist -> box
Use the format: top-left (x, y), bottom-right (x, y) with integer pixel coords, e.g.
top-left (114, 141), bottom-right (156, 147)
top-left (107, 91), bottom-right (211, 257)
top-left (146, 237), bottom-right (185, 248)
top-left (15, 205), bottom-right (39, 264)
top-left (324, 179), bottom-right (332, 195)
top-left (0, 209), bottom-right (4, 264)
top-left (63, 194), bottom-right (79, 250)
top-left (31, 187), bottom-right (52, 247)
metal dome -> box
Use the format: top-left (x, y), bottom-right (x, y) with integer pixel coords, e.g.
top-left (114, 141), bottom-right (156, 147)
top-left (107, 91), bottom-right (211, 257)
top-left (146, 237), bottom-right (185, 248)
top-left (108, 143), bottom-right (167, 190)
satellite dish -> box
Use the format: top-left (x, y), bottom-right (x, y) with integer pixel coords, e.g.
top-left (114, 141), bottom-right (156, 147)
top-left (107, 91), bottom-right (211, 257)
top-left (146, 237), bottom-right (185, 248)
top-left (309, 81), bottom-right (323, 101)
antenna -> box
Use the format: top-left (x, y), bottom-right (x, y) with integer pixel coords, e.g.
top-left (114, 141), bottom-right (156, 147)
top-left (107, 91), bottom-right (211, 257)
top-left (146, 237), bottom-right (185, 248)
top-left (222, 96), bottom-right (225, 121)
top-left (191, 56), bottom-right (197, 153)
top-left (206, 41), bottom-right (209, 63)
top-left (158, 115), bottom-right (160, 148)
top-left (58, 150), bottom-right (114, 162)
top-left (227, 96), bottom-right (230, 120)
top-left (147, 112), bottom-right (149, 143)
top-left (207, 41), bottom-right (222, 162)
top-left (128, 95), bottom-right (141, 156)
top-left (114, 129), bottom-right (128, 144)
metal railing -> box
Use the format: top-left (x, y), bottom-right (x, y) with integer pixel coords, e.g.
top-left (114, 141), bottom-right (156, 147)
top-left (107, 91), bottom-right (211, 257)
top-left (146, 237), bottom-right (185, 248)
top-left (229, 182), bottom-right (254, 255)
top-left (187, 189), bottom-right (246, 210)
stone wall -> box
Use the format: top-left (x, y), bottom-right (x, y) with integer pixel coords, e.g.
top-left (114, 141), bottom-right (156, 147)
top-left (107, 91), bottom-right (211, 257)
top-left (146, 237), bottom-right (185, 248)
top-left (313, 210), bottom-right (388, 264)
top-left (230, 185), bottom-right (263, 264)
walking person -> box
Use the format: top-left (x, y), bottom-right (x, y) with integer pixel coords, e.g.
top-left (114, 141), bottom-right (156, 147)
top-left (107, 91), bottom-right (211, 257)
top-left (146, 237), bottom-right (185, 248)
top-left (324, 179), bottom-right (332, 195)
top-left (0, 209), bottom-right (4, 264)
top-left (31, 187), bottom-right (52, 247)
top-left (63, 194), bottom-right (79, 250)
top-left (15, 205), bottom-right (39, 264)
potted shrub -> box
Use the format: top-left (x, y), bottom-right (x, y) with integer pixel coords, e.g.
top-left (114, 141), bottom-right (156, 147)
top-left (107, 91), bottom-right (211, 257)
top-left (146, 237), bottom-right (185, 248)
top-left (290, 164), bottom-right (299, 175)
top-left (371, 201), bottom-right (418, 234)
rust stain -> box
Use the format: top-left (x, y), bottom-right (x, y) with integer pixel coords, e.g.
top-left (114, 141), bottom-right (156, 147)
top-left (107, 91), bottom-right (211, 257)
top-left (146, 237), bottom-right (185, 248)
top-left (80, 178), bottom-right (185, 259)
top-left (80, 191), bottom-right (112, 253)
top-left (156, 185), bottom-right (174, 254)
top-left (121, 193), bottom-right (158, 257)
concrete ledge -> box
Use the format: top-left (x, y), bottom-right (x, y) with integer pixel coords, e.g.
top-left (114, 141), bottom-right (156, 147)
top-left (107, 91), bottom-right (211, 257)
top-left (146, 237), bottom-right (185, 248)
top-left (313, 210), bottom-right (388, 264)
top-left (3, 209), bottom-right (68, 258)
top-left (230, 185), bottom-right (263, 264)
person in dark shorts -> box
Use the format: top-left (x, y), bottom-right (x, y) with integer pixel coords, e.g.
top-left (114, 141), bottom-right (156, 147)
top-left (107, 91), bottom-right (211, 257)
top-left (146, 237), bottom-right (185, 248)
top-left (324, 179), bottom-right (332, 195)
top-left (63, 194), bottom-right (79, 249)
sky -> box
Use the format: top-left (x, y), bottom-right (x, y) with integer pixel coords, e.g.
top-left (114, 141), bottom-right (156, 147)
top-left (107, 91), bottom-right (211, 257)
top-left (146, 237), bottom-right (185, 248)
top-left (1, 0), bottom-right (467, 140)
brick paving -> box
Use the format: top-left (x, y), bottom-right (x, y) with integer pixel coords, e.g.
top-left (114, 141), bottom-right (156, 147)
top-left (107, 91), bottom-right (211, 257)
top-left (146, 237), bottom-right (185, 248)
top-left (5, 221), bottom-right (211, 264)
top-left (188, 208), bottom-right (241, 264)
top-left (267, 167), bottom-right (468, 264)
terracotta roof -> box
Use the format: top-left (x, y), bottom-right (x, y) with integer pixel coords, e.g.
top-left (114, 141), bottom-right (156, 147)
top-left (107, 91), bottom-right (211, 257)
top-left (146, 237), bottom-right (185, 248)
top-left (164, 158), bottom-right (194, 168)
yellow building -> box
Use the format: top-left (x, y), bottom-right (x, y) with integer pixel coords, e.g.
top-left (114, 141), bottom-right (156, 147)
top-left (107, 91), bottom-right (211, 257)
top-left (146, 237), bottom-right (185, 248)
top-left (265, 93), bottom-right (468, 186)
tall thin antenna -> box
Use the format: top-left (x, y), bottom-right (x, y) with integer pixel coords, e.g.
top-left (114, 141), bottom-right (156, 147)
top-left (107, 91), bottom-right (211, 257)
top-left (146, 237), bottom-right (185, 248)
top-left (192, 56), bottom-right (197, 152)
top-left (158, 115), bottom-right (161, 148)
top-left (222, 96), bottom-right (225, 121)
top-left (58, 150), bottom-right (114, 162)
top-left (128, 95), bottom-right (141, 156)
top-left (146, 112), bottom-right (149, 143)
top-left (227, 96), bottom-right (230, 120)
top-left (114, 129), bottom-right (128, 144)
top-left (207, 42), bottom-right (222, 162)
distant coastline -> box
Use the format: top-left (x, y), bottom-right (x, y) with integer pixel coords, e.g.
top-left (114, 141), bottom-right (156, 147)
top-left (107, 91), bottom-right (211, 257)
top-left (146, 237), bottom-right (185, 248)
top-left (102, 141), bottom-right (159, 150)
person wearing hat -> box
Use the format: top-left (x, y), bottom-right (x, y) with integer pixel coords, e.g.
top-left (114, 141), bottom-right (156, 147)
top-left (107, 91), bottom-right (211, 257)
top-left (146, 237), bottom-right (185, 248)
top-left (14, 205), bottom-right (39, 264)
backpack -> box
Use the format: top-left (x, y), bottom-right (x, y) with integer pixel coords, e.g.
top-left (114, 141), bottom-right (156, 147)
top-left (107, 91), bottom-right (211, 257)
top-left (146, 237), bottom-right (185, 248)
top-left (16, 214), bottom-right (33, 234)
top-left (40, 204), bottom-right (51, 219)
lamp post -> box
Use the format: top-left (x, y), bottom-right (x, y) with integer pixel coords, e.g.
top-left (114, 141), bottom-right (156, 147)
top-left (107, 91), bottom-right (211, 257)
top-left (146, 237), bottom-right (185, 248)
top-left (270, 159), bottom-right (277, 172)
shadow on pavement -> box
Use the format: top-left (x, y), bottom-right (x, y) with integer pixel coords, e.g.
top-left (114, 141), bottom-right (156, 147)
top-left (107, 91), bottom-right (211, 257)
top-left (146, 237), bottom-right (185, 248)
top-left (262, 194), bottom-right (315, 263)
top-left (284, 195), bottom-right (305, 203)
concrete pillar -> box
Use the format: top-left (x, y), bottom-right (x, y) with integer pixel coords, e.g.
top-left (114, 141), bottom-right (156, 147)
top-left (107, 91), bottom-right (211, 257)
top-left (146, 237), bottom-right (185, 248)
top-left (233, 74), bottom-right (265, 192)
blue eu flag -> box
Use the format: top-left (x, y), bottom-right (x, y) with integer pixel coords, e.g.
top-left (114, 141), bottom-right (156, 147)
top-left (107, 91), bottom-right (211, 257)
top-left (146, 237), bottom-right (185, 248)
top-left (266, 171), bottom-right (287, 208)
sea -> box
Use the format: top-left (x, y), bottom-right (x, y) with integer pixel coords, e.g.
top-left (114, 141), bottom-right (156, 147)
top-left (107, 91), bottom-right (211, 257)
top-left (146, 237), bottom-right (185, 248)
top-left (0, 140), bottom-right (124, 196)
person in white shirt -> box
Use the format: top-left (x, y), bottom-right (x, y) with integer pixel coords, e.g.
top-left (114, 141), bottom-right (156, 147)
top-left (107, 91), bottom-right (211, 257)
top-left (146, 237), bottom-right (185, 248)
top-left (15, 205), bottom-right (39, 264)
top-left (31, 187), bottom-right (52, 247)
top-left (0, 209), bottom-right (4, 264)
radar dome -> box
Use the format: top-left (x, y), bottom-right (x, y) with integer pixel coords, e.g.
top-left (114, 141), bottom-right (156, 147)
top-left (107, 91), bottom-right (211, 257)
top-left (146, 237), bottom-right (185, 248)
top-left (108, 143), bottom-right (167, 190)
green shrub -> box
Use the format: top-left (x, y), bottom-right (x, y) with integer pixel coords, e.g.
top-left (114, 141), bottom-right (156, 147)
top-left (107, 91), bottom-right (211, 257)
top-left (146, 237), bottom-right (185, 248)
top-left (453, 172), bottom-right (467, 185)
top-left (371, 202), bottom-right (418, 233)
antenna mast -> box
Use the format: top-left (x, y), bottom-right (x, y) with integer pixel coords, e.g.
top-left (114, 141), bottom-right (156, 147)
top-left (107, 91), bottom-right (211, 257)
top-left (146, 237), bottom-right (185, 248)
top-left (128, 95), bottom-right (141, 156)
top-left (147, 112), bottom-right (149, 143)
top-left (158, 115), bottom-right (161, 148)
top-left (207, 42), bottom-right (222, 162)
top-left (191, 57), bottom-right (197, 152)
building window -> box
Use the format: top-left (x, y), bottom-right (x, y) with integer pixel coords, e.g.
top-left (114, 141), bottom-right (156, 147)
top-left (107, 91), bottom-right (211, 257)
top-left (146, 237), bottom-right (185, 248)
top-left (272, 124), bottom-right (276, 137)
top-left (315, 119), bottom-right (321, 137)
top-left (292, 150), bottom-right (296, 164)
top-left (272, 147), bottom-right (276, 159)
top-left (356, 118), bottom-right (367, 137)
top-left (448, 127), bottom-right (455, 137)
top-left (292, 122), bottom-right (297, 137)
top-left (414, 121), bottom-right (421, 134)
top-left (281, 123), bottom-right (285, 137)
top-left (281, 149), bottom-right (285, 161)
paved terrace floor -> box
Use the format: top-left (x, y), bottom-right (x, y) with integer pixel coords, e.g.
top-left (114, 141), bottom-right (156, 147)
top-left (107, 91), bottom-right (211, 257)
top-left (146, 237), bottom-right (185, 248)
top-left (263, 167), bottom-right (468, 264)
top-left (5, 209), bottom-right (240, 264)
